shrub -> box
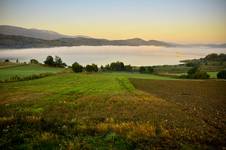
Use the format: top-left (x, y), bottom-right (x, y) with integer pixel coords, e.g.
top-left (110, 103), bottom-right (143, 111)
top-left (188, 71), bottom-right (210, 79)
top-left (217, 70), bottom-right (226, 79)
top-left (30, 59), bottom-right (39, 64)
top-left (72, 62), bottom-right (83, 73)
top-left (4, 59), bottom-right (10, 62)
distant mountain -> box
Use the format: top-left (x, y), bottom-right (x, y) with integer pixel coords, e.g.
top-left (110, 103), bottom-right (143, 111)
top-left (0, 25), bottom-right (225, 48)
top-left (0, 34), bottom-right (176, 48)
top-left (0, 25), bottom-right (89, 40)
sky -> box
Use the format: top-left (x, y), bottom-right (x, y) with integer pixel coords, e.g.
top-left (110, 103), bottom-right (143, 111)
top-left (0, 0), bottom-right (226, 44)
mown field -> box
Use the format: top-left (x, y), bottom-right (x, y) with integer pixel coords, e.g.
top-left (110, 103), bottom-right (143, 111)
top-left (0, 64), bottom-right (226, 149)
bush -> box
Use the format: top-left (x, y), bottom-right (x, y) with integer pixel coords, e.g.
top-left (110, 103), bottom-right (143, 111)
top-left (30, 59), bottom-right (39, 64)
top-left (187, 71), bottom-right (210, 79)
top-left (217, 70), bottom-right (226, 79)
top-left (5, 59), bottom-right (10, 62)
top-left (72, 62), bottom-right (83, 73)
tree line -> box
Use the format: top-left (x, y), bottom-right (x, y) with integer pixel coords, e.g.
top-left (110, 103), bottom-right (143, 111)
top-left (7, 55), bottom-right (226, 79)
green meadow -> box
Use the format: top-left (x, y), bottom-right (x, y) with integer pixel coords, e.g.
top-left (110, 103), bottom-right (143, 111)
top-left (0, 64), bottom-right (64, 80)
top-left (0, 64), bottom-right (225, 149)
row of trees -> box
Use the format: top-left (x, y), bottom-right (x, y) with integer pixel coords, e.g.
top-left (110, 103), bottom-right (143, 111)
top-left (30, 57), bottom-right (155, 74)
top-left (72, 62), bottom-right (98, 73)
top-left (44, 56), bottom-right (66, 68)
top-left (101, 61), bottom-right (133, 72)
top-left (72, 61), bottom-right (155, 74)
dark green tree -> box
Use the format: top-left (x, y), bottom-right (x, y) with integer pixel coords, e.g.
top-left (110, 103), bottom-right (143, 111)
top-left (217, 70), bottom-right (226, 79)
top-left (44, 56), bottom-right (54, 66)
top-left (104, 64), bottom-right (111, 71)
top-left (187, 66), bottom-right (199, 75)
top-left (54, 56), bottom-right (66, 67)
top-left (72, 62), bottom-right (83, 73)
top-left (125, 65), bottom-right (132, 72)
top-left (147, 66), bottom-right (154, 74)
top-left (85, 64), bottom-right (93, 72)
top-left (139, 66), bottom-right (146, 73)
top-left (100, 65), bottom-right (104, 71)
top-left (110, 61), bottom-right (125, 71)
top-left (85, 64), bottom-right (98, 72)
top-left (92, 64), bottom-right (98, 72)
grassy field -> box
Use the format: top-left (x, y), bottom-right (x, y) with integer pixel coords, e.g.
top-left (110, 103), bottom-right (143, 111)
top-left (0, 65), bottom-right (226, 149)
top-left (208, 72), bottom-right (218, 78)
top-left (0, 64), bottom-right (64, 80)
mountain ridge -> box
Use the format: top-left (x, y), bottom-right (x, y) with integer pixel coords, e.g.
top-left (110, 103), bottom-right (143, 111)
top-left (0, 25), bottom-right (225, 48)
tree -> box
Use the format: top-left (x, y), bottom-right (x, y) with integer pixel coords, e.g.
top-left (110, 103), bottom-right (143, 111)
top-left (44, 56), bottom-right (54, 66)
top-left (85, 64), bottom-right (98, 72)
top-left (30, 59), bottom-right (39, 64)
top-left (186, 66), bottom-right (209, 79)
top-left (187, 66), bottom-right (199, 75)
top-left (110, 61), bottom-right (125, 71)
top-left (147, 66), bottom-right (154, 74)
top-left (100, 65), bottom-right (104, 71)
top-left (105, 64), bottom-right (111, 71)
top-left (189, 72), bottom-right (210, 79)
top-left (217, 70), bottom-right (226, 79)
top-left (85, 64), bottom-right (93, 72)
top-left (5, 59), bottom-right (10, 62)
top-left (92, 64), bottom-right (98, 72)
top-left (72, 62), bottom-right (83, 73)
top-left (139, 66), bottom-right (146, 73)
top-left (125, 65), bottom-right (132, 72)
top-left (54, 56), bottom-right (66, 67)
top-left (55, 56), bottom-right (62, 66)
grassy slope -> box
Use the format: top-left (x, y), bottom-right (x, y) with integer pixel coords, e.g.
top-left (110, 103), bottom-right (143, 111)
top-left (0, 64), bottom-right (64, 80)
top-left (0, 70), bottom-right (177, 149)
top-left (0, 66), bottom-right (225, 149)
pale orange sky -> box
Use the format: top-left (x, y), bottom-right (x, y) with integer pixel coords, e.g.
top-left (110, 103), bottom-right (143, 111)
top-left (0, 0), bottom-right (226, 44)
